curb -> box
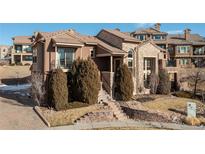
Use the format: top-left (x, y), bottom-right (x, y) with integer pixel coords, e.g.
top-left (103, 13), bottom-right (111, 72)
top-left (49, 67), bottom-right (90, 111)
top-left (33, 106), bottom-right (51, 127)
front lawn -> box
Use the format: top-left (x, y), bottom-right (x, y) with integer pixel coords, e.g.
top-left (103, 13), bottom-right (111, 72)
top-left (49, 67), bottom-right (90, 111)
top-left (141, 96), bottom-right (205, 114)
top-left (36, 103), bottom-right (100, 127)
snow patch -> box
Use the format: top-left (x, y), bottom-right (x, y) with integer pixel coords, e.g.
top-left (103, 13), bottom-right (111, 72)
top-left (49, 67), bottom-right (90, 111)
top-left (0, 84), bottom-right (31, 91)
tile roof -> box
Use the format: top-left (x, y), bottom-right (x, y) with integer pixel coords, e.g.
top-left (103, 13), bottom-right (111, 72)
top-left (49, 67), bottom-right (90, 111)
top-left (132, 28), bottom-right (167, 35)
top-left (37, 29), bottom-right (126, 54)
top-left (167, 34), bottom-right (205, 45)
top-left (103, 29), bottom-right (141, 43)
top-left (12, 36), bottom-right (33, 45)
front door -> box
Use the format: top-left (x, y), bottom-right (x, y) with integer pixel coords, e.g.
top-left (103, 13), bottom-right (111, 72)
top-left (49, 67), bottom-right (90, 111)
top-left (144, 58), bottom-right (155, 88)
top-left (114, 58), bottom-right (122, 72)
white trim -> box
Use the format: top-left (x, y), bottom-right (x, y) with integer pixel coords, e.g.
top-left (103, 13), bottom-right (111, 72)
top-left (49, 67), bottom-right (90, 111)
top-left (96, 53), bottom-right (111, 57)
top-left (55, 43), bottom-right (84, 47)
top-left (86, 42), bottom-right (98, 45)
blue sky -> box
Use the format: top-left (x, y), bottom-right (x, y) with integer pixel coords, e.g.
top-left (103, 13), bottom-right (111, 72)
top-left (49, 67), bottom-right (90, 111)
top-left (1, 23), bottom-right (205, 45)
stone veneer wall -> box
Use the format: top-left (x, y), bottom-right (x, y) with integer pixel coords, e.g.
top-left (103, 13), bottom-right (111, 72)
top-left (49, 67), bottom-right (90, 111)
top-left (122, 42), bottom-right (139, 95)
top-left (136, 43), bottom-right (164, 93)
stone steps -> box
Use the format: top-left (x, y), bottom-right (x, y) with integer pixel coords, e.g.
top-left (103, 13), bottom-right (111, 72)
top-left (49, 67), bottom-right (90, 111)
top-left (106, 101), bottom-right (128, 121)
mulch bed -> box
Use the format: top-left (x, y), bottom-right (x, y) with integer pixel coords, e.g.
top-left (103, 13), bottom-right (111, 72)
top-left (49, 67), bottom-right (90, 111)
top-left (122, 106), bottom-right (174, 123)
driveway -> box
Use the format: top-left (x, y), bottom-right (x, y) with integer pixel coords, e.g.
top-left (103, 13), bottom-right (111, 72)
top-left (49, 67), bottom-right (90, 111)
top-left (0, 89), bottom-right (46, 130)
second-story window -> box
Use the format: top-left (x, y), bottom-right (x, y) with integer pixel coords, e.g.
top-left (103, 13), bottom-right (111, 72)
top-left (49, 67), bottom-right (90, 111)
top-left (177, 46), bottom-right (190, 54)
top-left (136, 35), bottom-right (145, 41)
top-left (153, 35), bottom-right (161, 40)
top-left (15, 45), bottom-right (22, 53)
top-left (194, 47), bottom-right (205, 55)
top-left (23, 45), bottom-right (32, 52)
top-left (179, 58), bottom-right (189, 65)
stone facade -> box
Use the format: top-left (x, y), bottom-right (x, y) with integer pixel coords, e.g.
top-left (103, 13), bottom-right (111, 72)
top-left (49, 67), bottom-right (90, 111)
top-left (136, 42), bottom-right (166, 93)
top-left (0, 45), bottom-right (11, 59)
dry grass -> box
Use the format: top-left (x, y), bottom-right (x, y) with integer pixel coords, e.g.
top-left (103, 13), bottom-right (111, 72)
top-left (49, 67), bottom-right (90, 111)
top-left (0, 66), bottom-right (31, 79)
top-left (92, 127), bottom-right (162, 130)
top-left (39, 104), bottom-right (100, 127)
top-left (142, 96), bottom-right (205, 113)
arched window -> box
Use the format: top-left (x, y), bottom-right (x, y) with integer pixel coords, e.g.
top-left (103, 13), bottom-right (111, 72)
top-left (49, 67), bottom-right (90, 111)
top-left (128, 49), bottom-right (133, 58)
top-left (128, 49), bottom-right (134, 73)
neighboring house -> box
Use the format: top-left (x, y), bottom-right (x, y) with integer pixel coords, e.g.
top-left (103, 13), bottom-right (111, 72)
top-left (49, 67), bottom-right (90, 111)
top-left (31, 28), bottom-right (167, 97)
top-left (131, 23), bottom-right (205, 89)
top-left (0, 45), bottom-right (11, 59)
top-left (11, 36), bottom-right (33, 65)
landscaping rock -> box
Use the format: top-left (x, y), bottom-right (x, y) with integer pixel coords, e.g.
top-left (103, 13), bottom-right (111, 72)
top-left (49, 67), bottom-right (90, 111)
top-left (183, 117), bottom-right (201, 126)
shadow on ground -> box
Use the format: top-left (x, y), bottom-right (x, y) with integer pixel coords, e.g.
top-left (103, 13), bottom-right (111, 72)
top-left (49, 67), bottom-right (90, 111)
top-left (0, 90), bottom-right (36, 107)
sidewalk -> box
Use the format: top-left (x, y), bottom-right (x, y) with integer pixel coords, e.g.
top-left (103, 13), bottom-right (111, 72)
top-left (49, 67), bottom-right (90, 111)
top-left (47, 120), bottom-right (205, 130)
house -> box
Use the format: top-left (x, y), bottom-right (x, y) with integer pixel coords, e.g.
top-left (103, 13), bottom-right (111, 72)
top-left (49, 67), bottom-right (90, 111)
top-left (11, 36), bottom-right (33, 65)
top-left (0, 45), bottom-right (11, 59)
top-left (31, 28), bottom-right (167, 98)
top-left (131, 24), bottom-right (205, 89)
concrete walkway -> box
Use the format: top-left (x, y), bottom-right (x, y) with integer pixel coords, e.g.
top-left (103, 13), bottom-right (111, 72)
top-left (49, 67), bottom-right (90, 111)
top-left (0, 96), bottom-right (46, 130)
top-left (48, 120), bottom-right (205, 130)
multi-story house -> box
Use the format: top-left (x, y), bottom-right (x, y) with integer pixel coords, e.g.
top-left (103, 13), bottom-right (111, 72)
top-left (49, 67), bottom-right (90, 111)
top-left (11, 36), bottom-right (33, 65)
top-left (31, 28), bottom-right (167, 97)
top-left (0, 45), bottom-right (11, 59)
top-left (131, 24), bottom-right (205, 89)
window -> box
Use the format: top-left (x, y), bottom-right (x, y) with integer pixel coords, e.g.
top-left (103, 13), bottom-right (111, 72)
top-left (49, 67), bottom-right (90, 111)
top-left (136, 35), bottom-right (145, 41)
top-left (167, 58), bottom-right (176, 67)
top-left (90, 49), bottom-right (95, 58)
top-left (22, 55), bottom-right (32, 61)
top-left (23, 45), bottom-right (32, 52)
top-left (128, 49), bottom-right (134, 73)
top-left (33, 56), bottom-right (37, 63)
top-left (158, 44), bottom-right (166, 49)
top-left (57, 47), bottom-right (75, 69)
top-left (15, 45), bottom-right (22, 53)
top-left (153, 35), bottom-right (161, 40)
top-left (194, 47), bottom-right (205, 55)
top-left (177, 46), bottom-right (190, 54)
top-left (180, 58), bottom-right (189, 65)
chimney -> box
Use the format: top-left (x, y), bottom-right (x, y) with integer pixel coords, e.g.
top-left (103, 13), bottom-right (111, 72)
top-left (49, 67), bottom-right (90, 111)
top-left (184, 28), bottom-right (191, 40)
top-left (68, 29), bottom-right (75, 33)
top-left (154, 23), bottom-right (161, 31)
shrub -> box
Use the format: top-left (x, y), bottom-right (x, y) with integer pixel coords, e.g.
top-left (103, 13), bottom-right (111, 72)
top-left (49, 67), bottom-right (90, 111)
top-left (24, 63), bottom-right (31, 66)
top-left (70, 58), bottom-right (100, 104)
top-left (10, 63), bottom-right (15, 66)
top-left (114, 64), bottom-right (134, 101)
top-left (16, 62), bottom-right (23, 66)
top-left (149, 72), bottom-right (159, 94)
top-left (157, 69), bottom-right (171, 95)
top-left (48, 69), bottom-right (69, 111)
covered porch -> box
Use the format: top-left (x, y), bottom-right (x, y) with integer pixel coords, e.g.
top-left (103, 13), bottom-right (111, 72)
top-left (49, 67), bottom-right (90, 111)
top-left (94, 53), bottom-right (125, 98)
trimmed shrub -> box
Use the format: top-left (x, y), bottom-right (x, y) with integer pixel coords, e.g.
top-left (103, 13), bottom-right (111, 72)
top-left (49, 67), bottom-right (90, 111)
top-left (114, 64), bottom-right (134, 101)
top-left (157, 69), bottom-right (171, 95)
top-left (70, 58), bottom-right (100, 104)
top-left (149, 72), bottom-right (159, 94)
top-left (47, 69), bottom-right (69, 111)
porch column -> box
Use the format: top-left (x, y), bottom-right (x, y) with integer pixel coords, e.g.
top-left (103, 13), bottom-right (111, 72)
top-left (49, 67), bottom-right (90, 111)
top-left (110, 56), bottom-right (113, 98)
top-left (155, 57), bottom-right (158, 75)
top-left (110, 55), bottom-right (113, 72)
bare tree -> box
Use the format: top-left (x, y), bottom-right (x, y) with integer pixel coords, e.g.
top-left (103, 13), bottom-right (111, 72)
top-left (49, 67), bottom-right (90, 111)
top-left (185, 58), bottom-right (205, 98)
top-left (149, 72), bottom-right (159, 94)
top-left (31, 72), bottom-right (45, 106)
